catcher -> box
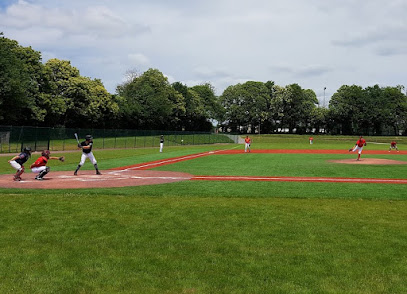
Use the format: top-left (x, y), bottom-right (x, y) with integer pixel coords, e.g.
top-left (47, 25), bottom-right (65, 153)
top-left (30, 150), bottom-right (65, 181)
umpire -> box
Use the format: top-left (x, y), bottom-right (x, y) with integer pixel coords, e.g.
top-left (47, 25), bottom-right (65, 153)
top-left (74, 135), bottom-right (101, 175)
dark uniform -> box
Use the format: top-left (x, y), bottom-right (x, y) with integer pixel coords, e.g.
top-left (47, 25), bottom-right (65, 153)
top-left (160, 135), bottom-right (164, 152)
top-left (74, 135), bottom-right (101, 175)
top-left (8, 147), bottom-right (31, 181)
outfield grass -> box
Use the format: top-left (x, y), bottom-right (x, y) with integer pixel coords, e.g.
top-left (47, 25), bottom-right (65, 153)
top-left (1, 135), bottom-right (407, 293)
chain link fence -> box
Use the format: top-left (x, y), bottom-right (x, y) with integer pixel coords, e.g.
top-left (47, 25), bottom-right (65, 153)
top-left (0, 126), bottom-right (239, 153)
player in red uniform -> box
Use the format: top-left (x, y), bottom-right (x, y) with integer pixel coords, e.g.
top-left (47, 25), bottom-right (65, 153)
top-left (349, 136), bottom-right (367, 161)
top-left (30, 150), bottom-right (65, 180)
top-left (389, 141), bottom-right (399, 152)
top-left (244, 136), bottom-right (252, 152)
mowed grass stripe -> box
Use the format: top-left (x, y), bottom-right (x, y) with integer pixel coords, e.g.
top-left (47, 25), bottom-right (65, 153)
top-left (0, 195), bottom-right (406, 293)
top-left (152, 153), bottom-right (407, 179)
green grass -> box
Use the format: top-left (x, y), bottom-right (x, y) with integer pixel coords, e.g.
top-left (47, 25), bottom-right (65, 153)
top-left (154, 153), bottom-right (407, 179)
top-left (1, 195), bottom-right (406, 293)
top-left (1, 135), bottom-right (407, 293)
top-left (250, 134), bottom-right (406, 150)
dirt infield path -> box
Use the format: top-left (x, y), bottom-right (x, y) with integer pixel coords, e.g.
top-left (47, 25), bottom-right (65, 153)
top-left (1, 149), bottom-right (407, 189)
top-left (0, 170), bottom-right (192, 189)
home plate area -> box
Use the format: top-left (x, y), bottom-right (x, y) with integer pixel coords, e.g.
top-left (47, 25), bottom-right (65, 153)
top-left (0, 170), bottom-right (193, 189)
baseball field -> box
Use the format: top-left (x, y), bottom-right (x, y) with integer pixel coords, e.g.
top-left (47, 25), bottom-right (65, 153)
top-left (1, 135), bottom-right (407, 293)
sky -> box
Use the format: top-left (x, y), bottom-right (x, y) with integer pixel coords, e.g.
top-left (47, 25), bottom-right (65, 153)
top-left (1, 0), bottom-right (406, 105)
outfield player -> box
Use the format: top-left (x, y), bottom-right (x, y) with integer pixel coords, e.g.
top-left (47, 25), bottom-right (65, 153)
top-left (74, 135), bottom-right (101, 175)
top-left (30, 150), bottom-right (65, 180)
top-left (309, 136), bottom-right (314, 144)
top-left (244, 136), bottom-right (251, 153)
top-left (160, 135), bottom-right (164, 153)
top-left (8, 147), bottom-right (31, 181)
top-left (389, 141), bottom-right (399, 152)
top-left (349, 135), bottom-right (367, 161)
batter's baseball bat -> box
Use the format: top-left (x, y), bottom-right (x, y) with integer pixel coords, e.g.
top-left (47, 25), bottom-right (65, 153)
top-left (74, 133), bottom-right (80, 144)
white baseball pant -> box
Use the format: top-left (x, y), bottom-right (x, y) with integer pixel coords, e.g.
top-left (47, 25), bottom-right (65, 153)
top-left (352, 146), bottom-right (363, 154)
top-left (9, 161), bottom-right (22, 171)
top-left (31, 166), bottom-right (48, 174)
top-left (79, 152), bottom-right (97, 166)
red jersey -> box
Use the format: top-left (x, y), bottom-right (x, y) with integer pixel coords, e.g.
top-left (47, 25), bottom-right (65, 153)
top-left (30, 156), bottom-right (48, 168)
top-left (356, 138), bottom-right (366, 147)
top-left (245, 137), bottom-right (251, 144)
top-left (391, 141), bottom-right (397, 147)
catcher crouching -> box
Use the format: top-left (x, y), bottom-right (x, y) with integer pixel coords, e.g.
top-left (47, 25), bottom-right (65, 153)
top-left (30, 150), bottom-right (65, 180)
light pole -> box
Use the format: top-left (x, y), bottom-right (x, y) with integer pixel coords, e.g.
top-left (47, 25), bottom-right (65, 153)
top-left (323, 87), bottom-right (326, 108)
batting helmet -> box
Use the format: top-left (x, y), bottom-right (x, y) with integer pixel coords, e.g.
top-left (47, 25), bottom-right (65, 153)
top-left (41, 150), bottom-right (51, 159)
top-left (23, 147), bottom-right (32, 154)
top-left (85, 135), bottom-right (93, 140)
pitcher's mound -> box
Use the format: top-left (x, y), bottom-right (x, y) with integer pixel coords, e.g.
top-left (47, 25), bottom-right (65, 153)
top-left (0, 170), bottom-right (193, 189)
top-left (329, 158), bottom-right (407, 165)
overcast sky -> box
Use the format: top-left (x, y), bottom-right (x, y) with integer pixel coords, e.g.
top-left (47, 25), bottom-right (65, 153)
top-left (1, 0), bottom-right (406, 105)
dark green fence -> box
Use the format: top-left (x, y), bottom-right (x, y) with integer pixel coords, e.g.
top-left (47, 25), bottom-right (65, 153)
top-left (0, 126), bottom-right (238, 153)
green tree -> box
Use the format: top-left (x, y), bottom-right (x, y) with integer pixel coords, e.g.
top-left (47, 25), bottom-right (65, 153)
top-left (261, 80), bottom-right (277, 133)
top-left (382, 86), bottom-right (407, 135)
top-left (172, 82), bottom-right (205, 131)
top-left (219, 81), bottom-right (269, 133)
top-left (117, 68), bottom-right (185, 129)
top-left (0, 33), bottom-right (44, 124)
top-left (328, 85), bottom-right (364, 135)
top-left (309, 107), bottom-right (328, 134)
top-left (40, 59), bottom-right (79, 126)
top-left (271, 84), bottom-right (318, 133)
top-left (41, 59), bottom-right (119, 127)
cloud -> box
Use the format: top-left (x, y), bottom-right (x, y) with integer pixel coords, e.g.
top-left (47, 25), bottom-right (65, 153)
top-left (1, 0), bottom-right (406, 98)
top-left (192, 66), bottom-right (231, 79)
top-left (376, 46), bottom-right (407, 56)
top-left (128, 53), bottom-right (150, 66)
top-left (0, 0), bottom-right (150, 39)
top-left (271, 65), bottom-right (333, 78)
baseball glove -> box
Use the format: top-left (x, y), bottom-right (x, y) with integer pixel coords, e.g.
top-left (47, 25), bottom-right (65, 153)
top-left (59, 156), bottom-right (65, 162)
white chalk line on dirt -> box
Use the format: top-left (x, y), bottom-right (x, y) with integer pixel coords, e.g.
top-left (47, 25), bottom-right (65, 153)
top-left (57, 174), bottom-right (190, 182)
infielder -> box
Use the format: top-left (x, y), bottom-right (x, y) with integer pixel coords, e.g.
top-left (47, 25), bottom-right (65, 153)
top-left (30, 150), bottom-right (65, 180)
top-left (244, 136), bottom-right (252, 153)
top-left (389, 141), bottom-right (399, 152)
top-left (74, 135), bottom-right (101, 175)
top-left (349, 135), bottom-right (367, 161)
top-left (8, 147), bottom-right (31, 181)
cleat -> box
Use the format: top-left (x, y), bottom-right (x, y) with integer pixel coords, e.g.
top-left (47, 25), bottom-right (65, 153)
top-left (35, 176), bottom-right (43, 181)
top-left (96, 171), bottom-right (101, 175)
top-left (13, 176), bottom-right (21, 181)
top-left (348, 149), bottom-right (352, 152)
top-left (74, 171), bottom-right (77, 176)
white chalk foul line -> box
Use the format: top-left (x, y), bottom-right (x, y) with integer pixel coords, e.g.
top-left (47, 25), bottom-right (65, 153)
top-left (192, 176), bottom-right (407, 184)
top-left (115, 149), bottom-right (225, 172)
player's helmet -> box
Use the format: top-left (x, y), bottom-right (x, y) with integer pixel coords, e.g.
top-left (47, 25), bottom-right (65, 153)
top-left (23, 147), bottom-right (31, 154)
top-left (85, 135), bottom-right (93, 141)
top-left (41, 150), bottom-right (51, 159)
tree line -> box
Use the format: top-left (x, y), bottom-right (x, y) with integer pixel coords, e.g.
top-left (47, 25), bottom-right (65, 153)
top-left (1, 33), bottom-right (406, 135)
